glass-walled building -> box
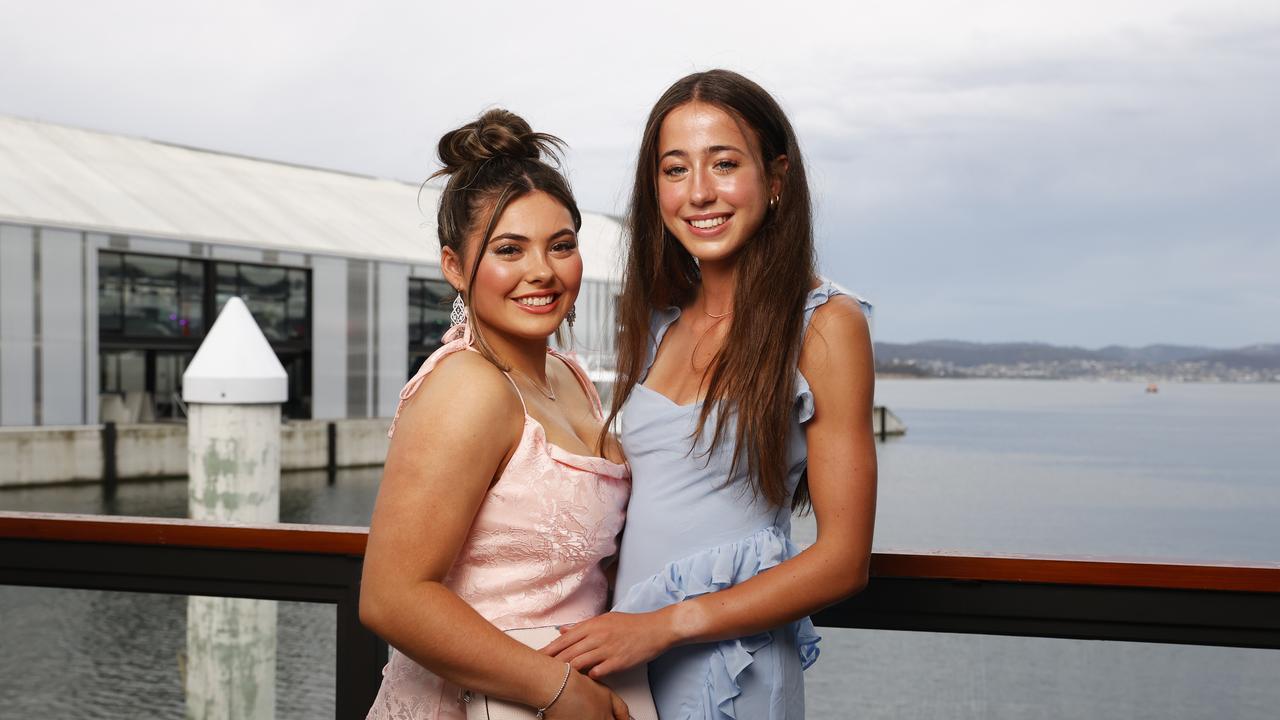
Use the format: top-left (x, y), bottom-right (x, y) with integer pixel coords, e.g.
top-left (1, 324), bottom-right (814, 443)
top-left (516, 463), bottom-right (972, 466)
top-left (0, 115), bottom-right (623, 427)
top-left (97, 251), bottom-right (312, 419)
top-left (407, 277), bottom-right (454, 377)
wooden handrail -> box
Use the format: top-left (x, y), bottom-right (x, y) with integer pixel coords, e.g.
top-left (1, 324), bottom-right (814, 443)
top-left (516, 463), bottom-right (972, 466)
top-left (871, 552), bottom-right (1280, 593)
top-left (0, 511), bottom-right (368, 556)
top-left (4, 510), bottom-right (1278, 593)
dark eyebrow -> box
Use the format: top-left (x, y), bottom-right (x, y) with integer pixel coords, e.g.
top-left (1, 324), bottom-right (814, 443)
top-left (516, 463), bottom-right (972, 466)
top-left (659, 145), bottom-right (745, 161)
top-left (488, 228), bottom-right (576, 244)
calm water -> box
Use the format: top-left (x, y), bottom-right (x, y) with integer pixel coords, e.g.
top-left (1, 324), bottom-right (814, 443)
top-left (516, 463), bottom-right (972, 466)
top-left (2, 379), bottom-right (1278, 718)
top-left (856, 379), bottom-right (1280, 562)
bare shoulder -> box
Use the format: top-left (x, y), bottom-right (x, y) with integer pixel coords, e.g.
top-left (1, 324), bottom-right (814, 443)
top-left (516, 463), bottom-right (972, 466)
top-left (801, 295), bottom-right (872, 371)
top-left (812, 293), bottom-right (869, 328)
top-left (393, 350), bottom-right (523, 442)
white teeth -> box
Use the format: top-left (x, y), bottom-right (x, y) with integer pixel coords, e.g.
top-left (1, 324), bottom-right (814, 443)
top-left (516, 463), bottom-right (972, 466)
top-left (516, 295), bottom-right (555, 307)
top-left (689, 216), bottom-right (728, 230)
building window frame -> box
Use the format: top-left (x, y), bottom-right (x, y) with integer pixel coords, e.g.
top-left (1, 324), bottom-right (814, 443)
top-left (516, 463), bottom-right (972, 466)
top-left (407, 277), bottom-right (455, 378)
top-left (98, 250), bottom-right (313, 419)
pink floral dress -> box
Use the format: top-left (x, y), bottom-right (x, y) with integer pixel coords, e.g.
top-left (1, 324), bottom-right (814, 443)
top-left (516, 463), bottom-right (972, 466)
top-left (366, 325), bottom-right (631, 720)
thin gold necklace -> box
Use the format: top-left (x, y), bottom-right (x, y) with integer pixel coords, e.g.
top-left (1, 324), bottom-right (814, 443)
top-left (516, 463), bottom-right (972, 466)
top-left (702, 303), bottom-right (733, 319)
top-left (689, 314), bottom-right (729, 372)
top-left (511, 368), bottom-right (556, 401)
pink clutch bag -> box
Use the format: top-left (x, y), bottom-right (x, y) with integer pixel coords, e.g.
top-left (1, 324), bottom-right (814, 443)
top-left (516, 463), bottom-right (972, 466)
top-left (460, 626), bottom-right (658, 720)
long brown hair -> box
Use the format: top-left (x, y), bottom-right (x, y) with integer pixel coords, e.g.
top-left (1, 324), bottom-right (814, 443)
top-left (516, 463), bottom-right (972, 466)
top-left (428, 108), bottom-right (582, 367)
top-left (605, 69), bottom-right (817, 509)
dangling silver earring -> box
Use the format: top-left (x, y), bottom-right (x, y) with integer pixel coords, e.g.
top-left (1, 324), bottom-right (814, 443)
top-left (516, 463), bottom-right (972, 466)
top-left (450, 294), bottom-right (467, 326)
top-left (566, 306), bottom-right (576, 328)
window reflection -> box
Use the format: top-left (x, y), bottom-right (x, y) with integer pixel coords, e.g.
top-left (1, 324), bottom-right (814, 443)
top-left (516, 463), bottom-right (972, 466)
top-left (239, 265), bottom-right (288, 340)
top-left (124, 255), bottom-right (179, 336)
top-left (407, 278), bottom-right (453, 377)
top-left (102, 252), bottom-right (203, 338)
top-left (98, 254), bottom-right (124, 334)
top-left (153, 352), bottom-right (192, 419)
top-left (215, 262), bottom-right (308, 342)
top-left (101, 350), bottom-right (146, 394)
top-left (287, 269), bottom-right (307, 341)
top-left (215, 262), bottom-right (237, 313)
top-left (179, 260), bottom-right (204, 336)
top-left (99, 250), bottom-right (313, 419)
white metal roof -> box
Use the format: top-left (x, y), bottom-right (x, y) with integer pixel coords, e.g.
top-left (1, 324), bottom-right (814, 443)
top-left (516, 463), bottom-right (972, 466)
top-left (0, 115), bottom-right (623, 282)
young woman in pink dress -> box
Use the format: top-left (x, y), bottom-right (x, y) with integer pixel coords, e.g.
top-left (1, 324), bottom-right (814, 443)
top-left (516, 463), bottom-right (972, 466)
top-left (360, 109), bottom-right (631, 720)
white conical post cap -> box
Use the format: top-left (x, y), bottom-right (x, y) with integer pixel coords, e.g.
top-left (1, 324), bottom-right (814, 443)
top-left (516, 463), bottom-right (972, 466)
top-left (182, 297), bottom-right (288, 404)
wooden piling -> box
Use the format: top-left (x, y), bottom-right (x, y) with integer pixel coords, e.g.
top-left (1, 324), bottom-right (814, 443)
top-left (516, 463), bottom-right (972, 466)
top-left (101, 421), bottom-right (118, 500)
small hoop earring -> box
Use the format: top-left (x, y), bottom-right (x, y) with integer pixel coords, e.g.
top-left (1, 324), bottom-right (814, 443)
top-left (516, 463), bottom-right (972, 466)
top-left (450, 294), bottom-right (467, 326)
top-left (566, 306), bottom-right (577, 328)
top-left (769, 194), bottom-right (780, 210)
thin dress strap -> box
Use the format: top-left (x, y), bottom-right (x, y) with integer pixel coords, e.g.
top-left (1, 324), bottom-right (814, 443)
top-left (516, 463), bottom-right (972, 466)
top-left (387, 323), bottom-right (472, 438)
top-left (498, 371), bottom-right (529, 415)
top-left (388, 322), bottom-right (529, 437)
top-left (547, 348), bottom-right (605, 419)
top-left (641, 307), bottom-right (682, 381)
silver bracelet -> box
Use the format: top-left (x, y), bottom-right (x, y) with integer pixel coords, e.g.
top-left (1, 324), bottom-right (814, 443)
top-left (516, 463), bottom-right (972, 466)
top-left (534, 663), bottom-right (572, 719)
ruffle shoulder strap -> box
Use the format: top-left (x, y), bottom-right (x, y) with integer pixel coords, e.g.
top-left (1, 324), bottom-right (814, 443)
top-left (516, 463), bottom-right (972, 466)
top-left (795, 280), bottom-right (873, 424)
top-left (387, 323), bottom-right (473, 438)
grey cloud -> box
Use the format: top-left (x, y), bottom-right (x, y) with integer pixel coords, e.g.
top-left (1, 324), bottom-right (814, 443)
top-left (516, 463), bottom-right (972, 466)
top-left (1, 1), bottom-right (1276, 348)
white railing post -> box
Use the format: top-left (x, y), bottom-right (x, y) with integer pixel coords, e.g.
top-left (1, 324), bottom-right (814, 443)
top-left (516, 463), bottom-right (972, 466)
top-left (182, 297), bottom-right (287, 720)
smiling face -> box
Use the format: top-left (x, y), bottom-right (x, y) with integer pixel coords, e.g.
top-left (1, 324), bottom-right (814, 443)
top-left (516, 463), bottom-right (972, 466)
top-left (443, 190), bottom-right (582, 344)
top-left (656, 101), bottom-right (783, 268)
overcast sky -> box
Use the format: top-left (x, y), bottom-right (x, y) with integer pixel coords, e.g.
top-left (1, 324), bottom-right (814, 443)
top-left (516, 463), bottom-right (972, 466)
top-left (2, 0), bottom-right (1276, 347)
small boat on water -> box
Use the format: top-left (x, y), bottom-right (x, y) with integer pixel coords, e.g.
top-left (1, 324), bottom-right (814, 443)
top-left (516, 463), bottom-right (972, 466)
top-left (1146, 383), bottom-right (1159, 394)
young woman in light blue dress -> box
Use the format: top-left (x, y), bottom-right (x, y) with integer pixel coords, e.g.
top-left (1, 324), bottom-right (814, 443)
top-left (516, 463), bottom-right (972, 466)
top-left (541, 70), bottom-right (878, 719)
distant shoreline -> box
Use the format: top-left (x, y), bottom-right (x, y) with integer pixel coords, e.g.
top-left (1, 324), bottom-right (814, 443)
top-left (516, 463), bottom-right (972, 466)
top-left (874, 372), bottom-right (1280, 383)
top-left (872, 340), bottom-right (1280, 383)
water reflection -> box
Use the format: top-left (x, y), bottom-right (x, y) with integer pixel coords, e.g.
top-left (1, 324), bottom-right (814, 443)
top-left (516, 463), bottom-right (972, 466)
top-left (0, 585), bottom-right (335, 720)
top-left (0, 469), bottom-right (373, 719)
top-left (0, 468), bottom-right (381, 525)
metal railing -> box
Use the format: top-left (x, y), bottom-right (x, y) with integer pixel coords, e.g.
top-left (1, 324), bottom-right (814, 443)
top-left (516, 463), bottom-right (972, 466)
top-left (0, 512), bottom-right (384, 719)
top-left (2, 511), bottom-right (1278, 718)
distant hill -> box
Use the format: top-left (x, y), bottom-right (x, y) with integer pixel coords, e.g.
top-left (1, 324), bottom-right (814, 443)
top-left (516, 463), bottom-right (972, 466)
top-left (873, 340), bottom-right (1280, 381)
top-left (875, 340), bottom-right (1097, 366)
top-left (1190, 344), bottom-right (1280, 370)
top-left (1094, 344), bottom-right (1216, 364)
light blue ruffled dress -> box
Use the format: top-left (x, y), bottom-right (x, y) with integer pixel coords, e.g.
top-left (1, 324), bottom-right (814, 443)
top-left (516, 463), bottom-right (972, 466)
top-left (612, 281), bottom-right (869, 720)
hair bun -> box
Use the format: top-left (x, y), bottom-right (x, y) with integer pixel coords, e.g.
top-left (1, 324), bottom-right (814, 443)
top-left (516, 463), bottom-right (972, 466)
top-left (436, 108), bottom-right (564, 175)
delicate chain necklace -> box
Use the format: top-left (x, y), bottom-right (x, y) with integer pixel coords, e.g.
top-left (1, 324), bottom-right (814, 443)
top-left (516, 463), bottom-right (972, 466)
top-left (702, 303), bottom-right (733, 319)
top-left (689, 313), bottom-right (730, 372)
top-left (511, 368), bottom-right (557, 401)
